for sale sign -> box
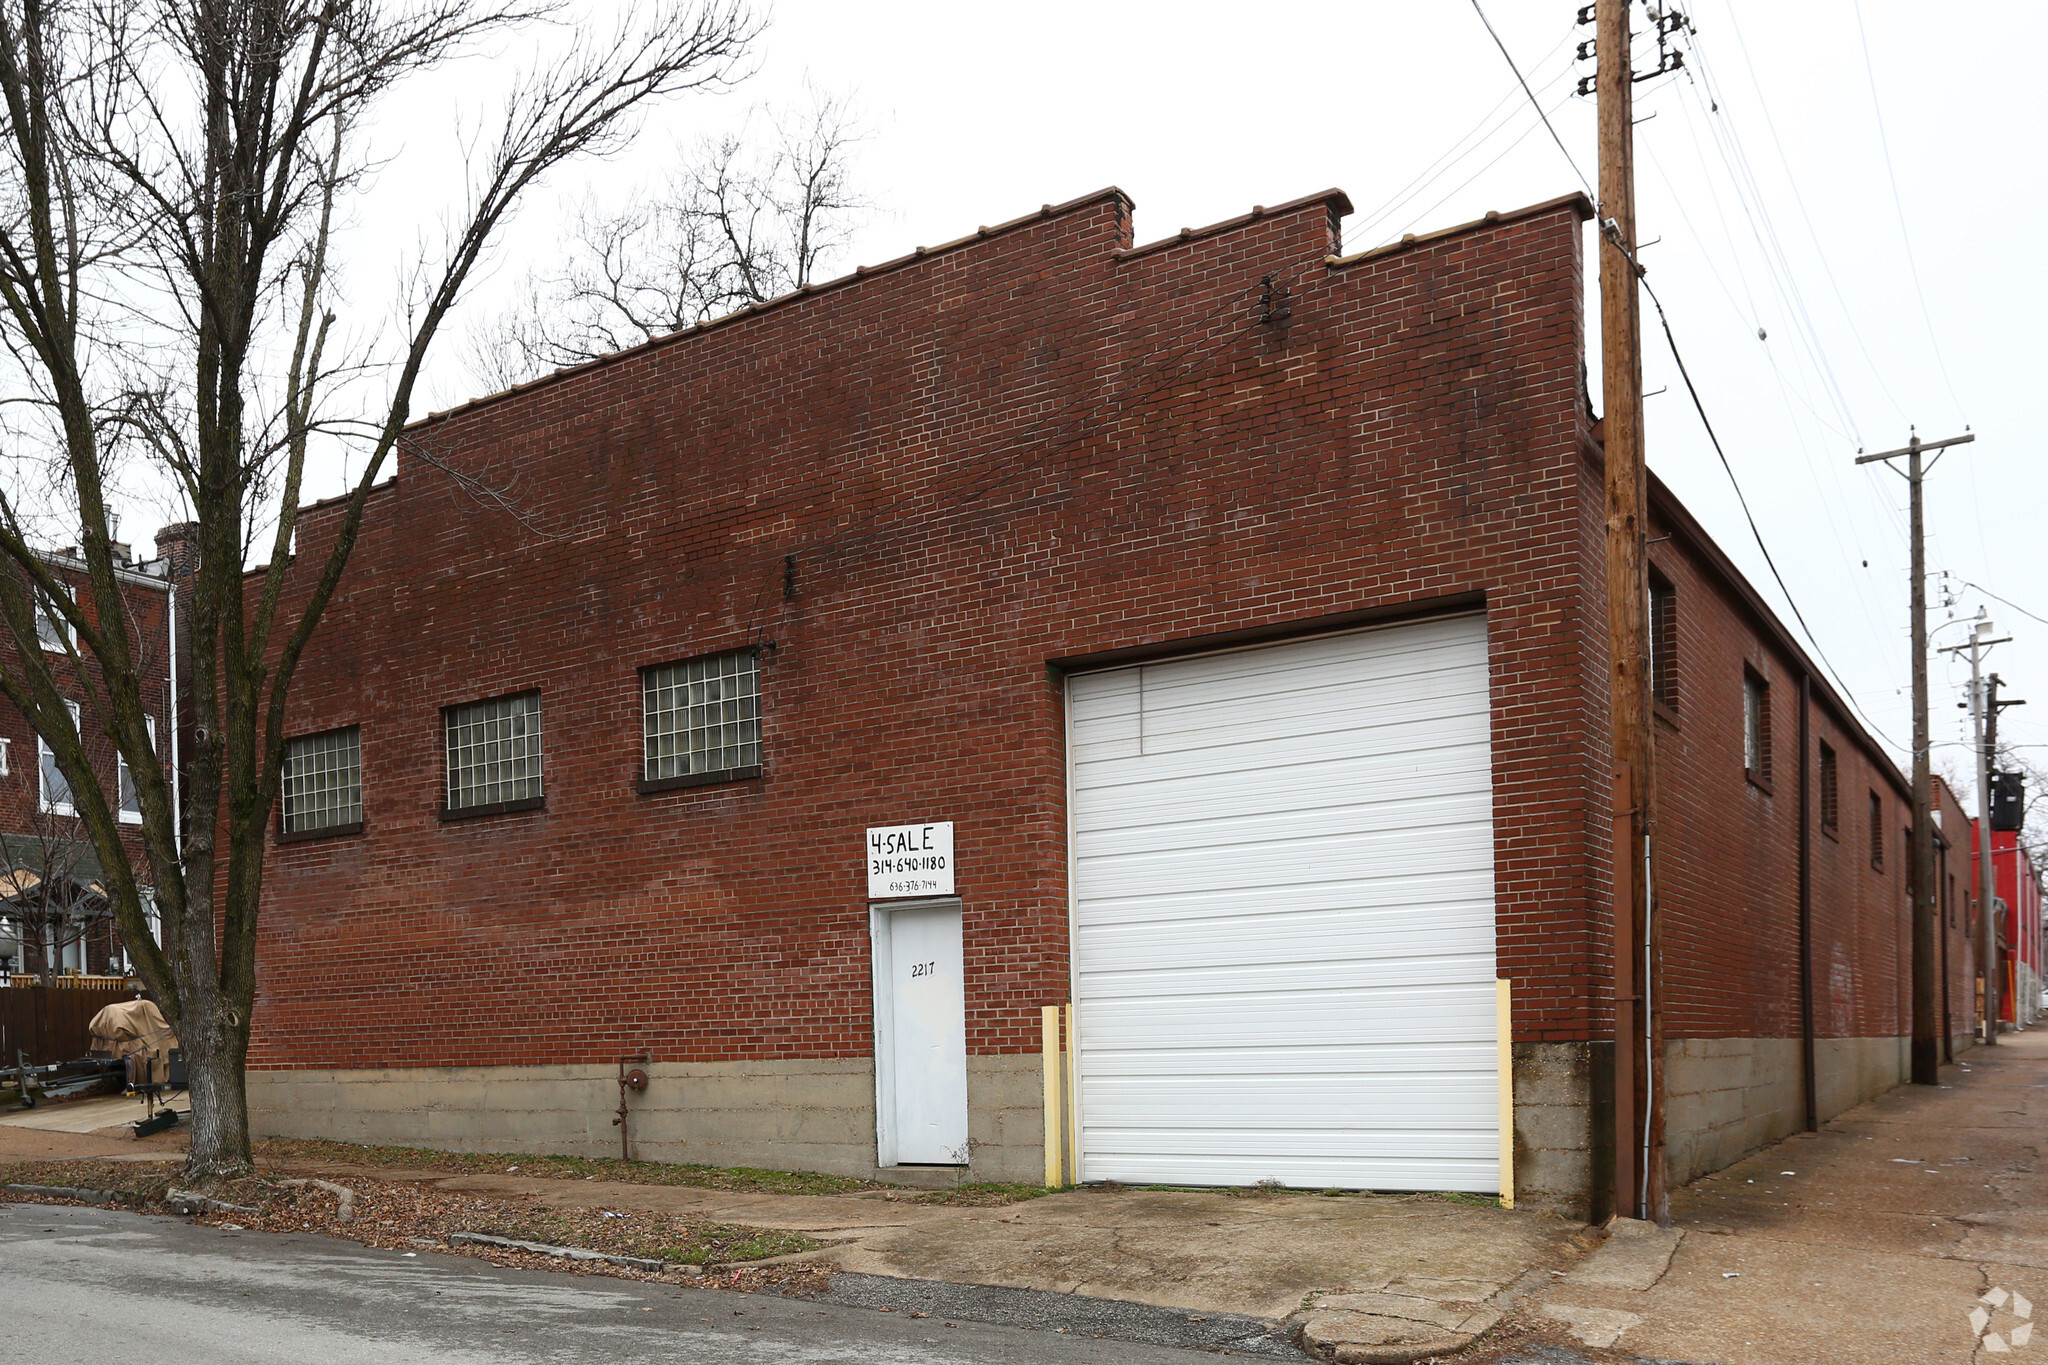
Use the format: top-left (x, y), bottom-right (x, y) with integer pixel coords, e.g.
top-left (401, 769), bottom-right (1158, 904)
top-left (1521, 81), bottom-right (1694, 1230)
top-left (866, 822), bottom-right (955, 900)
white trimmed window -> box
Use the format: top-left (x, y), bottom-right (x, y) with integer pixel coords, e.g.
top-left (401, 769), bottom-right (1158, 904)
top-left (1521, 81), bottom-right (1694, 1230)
top-left (35, 583), bottom-right (75, 653)
top-left (38, 700), bottom-right (80, 816)
top-left (118, 715), bottom-right (157, 825)
top-left (642, 650), bottom-right (760, 785)
top-left (282, 726), bottom-right (362, 835)
top-left (444, 693), bottom-right (543, 812)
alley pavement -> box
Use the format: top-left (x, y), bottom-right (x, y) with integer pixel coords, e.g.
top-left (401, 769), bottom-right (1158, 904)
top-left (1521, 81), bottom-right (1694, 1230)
top-left (1532, 1028), bottom-right (2048, 1364)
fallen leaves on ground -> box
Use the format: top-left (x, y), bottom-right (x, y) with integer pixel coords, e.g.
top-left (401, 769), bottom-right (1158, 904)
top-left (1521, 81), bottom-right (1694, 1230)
top-left (0, 1158), bottom-right (836, 1292)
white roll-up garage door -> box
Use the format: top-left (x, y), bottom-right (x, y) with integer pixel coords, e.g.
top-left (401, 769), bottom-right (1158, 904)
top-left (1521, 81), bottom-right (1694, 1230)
top-left (1066, 613), bottom-right (1498, 1191)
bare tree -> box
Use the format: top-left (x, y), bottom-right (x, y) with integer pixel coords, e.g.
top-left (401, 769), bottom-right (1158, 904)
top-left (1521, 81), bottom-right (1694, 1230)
top-left (1, 803), bottom-right (117, 985)
top-left (0, 0), bottom-right (761, 1179)
top-left (468, 85), bottom-right (865, 390)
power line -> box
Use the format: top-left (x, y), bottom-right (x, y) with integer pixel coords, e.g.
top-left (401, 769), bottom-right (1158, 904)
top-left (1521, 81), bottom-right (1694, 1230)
top-left (1632, 256), bottom-right (1905, 751)
top-left (1465, 0), bottom-right (1595, 203)
top-left (1961, 580), bottom-right (2048, 630)
top-left (1711, 5), bottom-right (1905, 426)
top-left (1371, 85), bottom-right (1580, 250)
top-left (1350, 27), bottom-right (1577, 243)
top-left (1849, 0), bottom-right (1968, 418)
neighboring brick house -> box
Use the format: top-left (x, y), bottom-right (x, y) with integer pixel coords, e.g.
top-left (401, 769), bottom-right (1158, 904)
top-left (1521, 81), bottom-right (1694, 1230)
top-left (1933, 776), bottom-right (1981, 1053)
top-left (247, 185), bottom-right (1928, 1217)
top-left (1, 533), bottom-right (186, 978)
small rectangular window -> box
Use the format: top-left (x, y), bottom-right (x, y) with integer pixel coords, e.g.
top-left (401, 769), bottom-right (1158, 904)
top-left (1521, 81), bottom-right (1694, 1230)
top-left (1649, 573), bottom-right (1677, 710)
top-left (444, 692), bottom-right (543, 814)
top-left (1818, 742), bottom-right (1839, 830)
top-left (281, 726), bottom-right (363, 835)
top-left (35, 582), bottom-right (75, 653)
top-left (118, 715), bottom-right (157, 825)
top-left (1868, 790), bottom-right (1884, 871)
top-left (1743, 669), bottom-right (1771, 785)
top-left (642, 650), bottom-right (761, 787)
top-left (38, 700), bottom-right (80, 816)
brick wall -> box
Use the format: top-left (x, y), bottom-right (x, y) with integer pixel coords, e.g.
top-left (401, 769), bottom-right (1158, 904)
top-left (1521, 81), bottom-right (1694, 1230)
top-left (1638, 488), bottom-right (1914, 1045)
top-left (253, 189), bottom-right (1604, 1072)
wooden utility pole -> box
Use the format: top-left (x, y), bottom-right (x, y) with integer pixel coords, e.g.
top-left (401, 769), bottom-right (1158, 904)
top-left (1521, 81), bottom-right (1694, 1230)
top-left (1857, 430), bottom-right (1973, 1084)
top-left (1595, 0), bottom-right (1661, 1223)
top-left (1948, 622), bottom-right (2009, 1044)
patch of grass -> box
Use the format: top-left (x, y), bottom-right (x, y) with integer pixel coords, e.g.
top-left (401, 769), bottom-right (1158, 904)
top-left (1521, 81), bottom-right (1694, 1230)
top-left (255, 1138), bottom-right (888, 1196)
top-left (478, 1207), bottom-right (822, 1265)
top-left (911, 1181), bottom-right (1068, 1206)
top-left (1425, 1189), bottom-right (1503, 1208)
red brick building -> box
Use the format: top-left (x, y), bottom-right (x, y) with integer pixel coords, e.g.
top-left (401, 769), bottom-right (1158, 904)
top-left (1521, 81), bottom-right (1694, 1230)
top-left (1977, 819), bottom-right (2042, 1027)
top-left (2, 536), bottom-right (184, 978)
top-left (248, 186), bottom-right (1934, 1215)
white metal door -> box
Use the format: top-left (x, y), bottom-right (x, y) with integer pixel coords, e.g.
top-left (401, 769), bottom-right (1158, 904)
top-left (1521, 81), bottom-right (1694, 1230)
top-left (871, 899), bottom-right (970, 1165)
top-left (1067, 614), bottom-right (1498, 1191)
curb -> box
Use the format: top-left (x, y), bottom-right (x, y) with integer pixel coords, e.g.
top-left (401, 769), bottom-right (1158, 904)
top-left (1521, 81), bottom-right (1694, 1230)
top-left (3, 1182), bottom-right (125, 1205)
top-left (448, 1231), bottom-right (668, 1274)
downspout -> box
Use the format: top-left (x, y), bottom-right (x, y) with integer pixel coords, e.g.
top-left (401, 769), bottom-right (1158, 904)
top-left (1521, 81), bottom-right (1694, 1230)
top-left (168, 583), bottom-right (181, 861)
top-left (1939, 841), bottom-right (1952, 1062)
top-left (1799, 671), bottom-right (1816, 1131)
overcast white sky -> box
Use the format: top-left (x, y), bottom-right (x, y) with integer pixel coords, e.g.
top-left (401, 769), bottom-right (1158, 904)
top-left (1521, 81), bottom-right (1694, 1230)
top-left (310, 0), bottom-right (2044, 793)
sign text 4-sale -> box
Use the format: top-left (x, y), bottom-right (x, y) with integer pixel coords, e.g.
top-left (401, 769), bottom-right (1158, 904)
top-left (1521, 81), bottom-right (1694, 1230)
top-left (867, 823), bottom-right (955, 900)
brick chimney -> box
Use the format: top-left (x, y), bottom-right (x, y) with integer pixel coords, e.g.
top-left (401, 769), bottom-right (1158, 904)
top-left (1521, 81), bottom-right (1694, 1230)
top-left (154, 522), bottom-right (199, 581)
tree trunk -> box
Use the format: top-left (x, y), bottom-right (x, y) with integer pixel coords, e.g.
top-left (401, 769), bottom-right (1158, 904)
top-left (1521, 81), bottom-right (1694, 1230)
top-left (181, 1010), bottom-right (253, 1180)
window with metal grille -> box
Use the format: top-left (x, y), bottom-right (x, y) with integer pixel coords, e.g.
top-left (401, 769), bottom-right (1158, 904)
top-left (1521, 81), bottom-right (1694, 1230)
top-left (1818, 742), bottom-right (1839, 830)
top-left (1742, 669), bottom-right (1771, 785)
top-left (444, 693), bottom-right (543, 813)
top-left (1648, 572), bottom-right (1677, 710)
top-left (281, 726), bottom-right (362, 834)
top-left (1868, 790), bottom-right (1884, 871)
top-left (641, 650), bottom-right (760, 787)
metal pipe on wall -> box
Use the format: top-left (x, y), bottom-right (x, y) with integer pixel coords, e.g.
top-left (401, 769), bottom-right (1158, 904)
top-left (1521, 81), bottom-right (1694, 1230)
top-left (1799, 672), bottom-right (1817, 1131)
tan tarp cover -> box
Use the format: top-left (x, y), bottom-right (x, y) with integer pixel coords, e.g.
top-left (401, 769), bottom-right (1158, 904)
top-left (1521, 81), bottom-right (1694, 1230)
top-left (88, 999), bottom-right (178, 1058)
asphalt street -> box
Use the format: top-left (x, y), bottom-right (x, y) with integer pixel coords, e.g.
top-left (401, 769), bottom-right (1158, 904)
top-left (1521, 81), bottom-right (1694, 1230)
top-left (0, 1202), bottom-right (1301, 1364)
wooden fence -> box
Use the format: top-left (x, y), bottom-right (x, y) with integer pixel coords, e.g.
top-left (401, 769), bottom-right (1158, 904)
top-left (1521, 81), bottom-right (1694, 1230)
top-left (1, 983), bottom-right (133, 1067)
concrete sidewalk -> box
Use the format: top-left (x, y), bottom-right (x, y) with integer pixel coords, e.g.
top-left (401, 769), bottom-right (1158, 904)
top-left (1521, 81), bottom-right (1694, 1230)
top-left (1531, 1029), bottom-right (2048, 1364)
top-left (269, 1156), bottom-right (1594, 1353)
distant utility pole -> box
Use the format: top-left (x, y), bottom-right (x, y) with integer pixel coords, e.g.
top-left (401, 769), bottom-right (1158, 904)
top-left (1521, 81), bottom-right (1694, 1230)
top-left (1857, 429), bottom-right (1973, 1083)
top-left (1586, 0), bottom-right (1688, 1228)
top-left (1986, 673), bottom-right (2026, 1037)
top-left (1949, 619), bottom-right (2011, 1043)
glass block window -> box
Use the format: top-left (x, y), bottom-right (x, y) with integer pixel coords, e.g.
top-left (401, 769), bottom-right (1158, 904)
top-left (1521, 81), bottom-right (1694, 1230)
top-left (643, 651), bottom-right (760, 782)
top-left (445, 693), bottom-right (543, 811)
top-left (282, 726), bottom-right (362, 834)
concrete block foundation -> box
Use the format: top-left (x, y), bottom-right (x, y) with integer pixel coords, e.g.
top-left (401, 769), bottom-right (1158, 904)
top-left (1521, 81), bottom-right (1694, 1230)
top-left (249, 1053), bottom-right (1047, 1186)
top-left (1663, 1034), bottom-right (1914, 1188)
top-left (1511, 1041), bottom-right (1594, 1219)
